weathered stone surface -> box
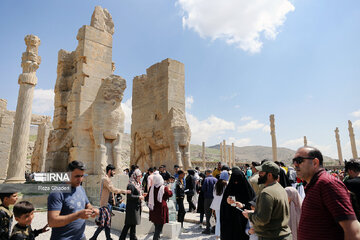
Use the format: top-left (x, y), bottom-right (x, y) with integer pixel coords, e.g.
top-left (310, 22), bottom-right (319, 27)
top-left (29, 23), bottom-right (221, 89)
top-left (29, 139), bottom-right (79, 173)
top-left (348, 120), bottom-right (358, 159)
top-left (46, 6), bottom-right (127, 176)
top-left (6, 35), bottom-right (41, 183)
top-left (270, 114), bottom-right (278, 162)
top-left (131, 58), bottom-right (191, 172)
top-left (90, 6), bottom-right (114, 35)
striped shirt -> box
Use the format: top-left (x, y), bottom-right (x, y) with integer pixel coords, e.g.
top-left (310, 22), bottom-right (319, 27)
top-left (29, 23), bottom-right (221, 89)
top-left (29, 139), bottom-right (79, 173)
top-left (298, 169), bottom-right (356, 240)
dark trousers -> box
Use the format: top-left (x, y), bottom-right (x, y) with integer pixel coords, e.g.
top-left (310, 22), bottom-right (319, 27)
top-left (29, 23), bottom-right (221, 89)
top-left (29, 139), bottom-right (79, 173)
top-left (187, 195), bottom-right (196, 211)
top-left (258, 234), bottom-right (291, 240)
top-left (90, 226), bottom-right (111, 240)
top-left (119, 224), bottom-right (137, 240)
top-left (176, 198), bottom-right (186, 223)
top-left (204, 198), bottom-right (213, 231)
top-left (199, 212), bottom-right (204, 224)
top-left (153, 224), bottom-right (163, 240)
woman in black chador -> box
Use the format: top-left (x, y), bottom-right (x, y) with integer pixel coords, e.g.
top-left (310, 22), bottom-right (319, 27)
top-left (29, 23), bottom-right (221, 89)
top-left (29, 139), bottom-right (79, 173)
top-left (220, 167), bottom-right (255, 240)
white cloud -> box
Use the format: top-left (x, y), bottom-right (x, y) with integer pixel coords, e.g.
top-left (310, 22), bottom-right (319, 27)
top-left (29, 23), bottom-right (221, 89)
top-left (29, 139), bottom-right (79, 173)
top-left (240, 116), bottom-right (252, 121)
top-left (186, 96), bottom-right (194, 109)
top-left (32, 89), bottom-right (54, 114)
top-left (187, 113), bottom-right (235, 144)
top-left (351, 110), bottom-right (360, 118)
top-left (177, 0), bottom-right (295, 53)
top-left (262, 125), bottom-right (270, 133)
top-left (234, 105), bottom-right (241, 109)
top-left (280, 137), bottom-right (304, 149)
top-left (228, 137), bottom-right (251, 147)
top-left (237, 120), bottom-right (265, 133)
top-left (121, 97), bottom-right (132, 133)
top-left (353, 120), bottom-right (360, 130)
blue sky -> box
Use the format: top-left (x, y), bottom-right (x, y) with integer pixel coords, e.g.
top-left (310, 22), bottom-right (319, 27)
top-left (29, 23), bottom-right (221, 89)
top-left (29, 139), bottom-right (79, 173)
top-left (1, 0), bottom-right (360, 160)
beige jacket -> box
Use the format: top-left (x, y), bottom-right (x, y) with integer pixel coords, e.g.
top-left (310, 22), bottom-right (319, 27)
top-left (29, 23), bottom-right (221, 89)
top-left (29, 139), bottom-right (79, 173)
top-left (100, 175), bottom-right (123, 207)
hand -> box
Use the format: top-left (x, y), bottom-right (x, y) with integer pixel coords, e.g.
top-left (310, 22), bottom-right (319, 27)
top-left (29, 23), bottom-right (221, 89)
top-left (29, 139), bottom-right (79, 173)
top-left (41, 224), bottom-right (49, 233)
top-left (142, 193), bottom-right (148, 197)
top-left (227, 196), bottom-right (235, 205)
top-left (125, 190), bottom-right (131, 194)
top-left (139, 195), bottom-right (144, 201)
top-left (249, 228), bottom-right (255, 235)
top-left (235, 202), bottom-right (243, 208)
top-left (242, 209), bottom-right (254, 219)
top-left (90, 208), bottom-right (99, 218)
top-left (77, 209), bottom-right (93, 219)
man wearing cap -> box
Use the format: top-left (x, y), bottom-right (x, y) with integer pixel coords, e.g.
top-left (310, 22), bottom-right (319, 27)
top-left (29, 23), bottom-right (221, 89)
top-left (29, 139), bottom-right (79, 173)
top-left (242, 161), bottom-right (291, 240)
top-left (294, 147), bottom-right (360, 240)
top-left (48, 161), bottom-right (99, 240)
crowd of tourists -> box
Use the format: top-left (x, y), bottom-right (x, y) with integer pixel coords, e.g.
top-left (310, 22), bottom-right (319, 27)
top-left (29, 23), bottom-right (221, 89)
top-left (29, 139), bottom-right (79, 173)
top-left (0, 146), bottom-right (360, 240)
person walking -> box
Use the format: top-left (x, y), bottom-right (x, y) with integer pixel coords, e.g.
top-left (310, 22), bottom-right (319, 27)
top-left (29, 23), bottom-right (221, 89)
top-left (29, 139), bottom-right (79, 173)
top-left (285, 187), bottom-right (302, 240)
top-left (202, 170), bottom-right (217, 234)
top-left (185, 169), bottom-right (196, 212)
top-left (175, 170), bottom-right (186, 228)
top-left (145, 174), bottom-right (172, 240)
top-left (119, 169), bottom-right (145, 240)
top-left (90, 164), bottom-right (130, 240)
top-left (293, 146), bottom-right (360, 240)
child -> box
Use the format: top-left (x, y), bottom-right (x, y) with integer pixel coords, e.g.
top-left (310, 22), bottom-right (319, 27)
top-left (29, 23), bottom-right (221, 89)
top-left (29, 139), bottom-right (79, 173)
top-left (10, 201), bottom-right (48, 240)
top-left (0, 192), bottom-right (18, 240)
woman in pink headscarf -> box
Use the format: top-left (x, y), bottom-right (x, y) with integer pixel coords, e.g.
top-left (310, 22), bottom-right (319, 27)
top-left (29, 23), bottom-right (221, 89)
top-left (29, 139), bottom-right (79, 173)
top-left (145, 173), bottom-right (172, 240)
top-left (285, 187), bottom-right (303, 240)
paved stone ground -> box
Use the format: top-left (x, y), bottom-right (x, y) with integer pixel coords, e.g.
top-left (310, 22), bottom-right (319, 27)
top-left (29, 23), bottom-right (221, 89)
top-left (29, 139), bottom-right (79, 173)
top-left (29, 211), bottom-right (217, 240)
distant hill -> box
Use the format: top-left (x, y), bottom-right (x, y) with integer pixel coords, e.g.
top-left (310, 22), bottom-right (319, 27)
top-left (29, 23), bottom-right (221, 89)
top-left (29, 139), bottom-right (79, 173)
top-left (190, 144), bottom-right (339, 166)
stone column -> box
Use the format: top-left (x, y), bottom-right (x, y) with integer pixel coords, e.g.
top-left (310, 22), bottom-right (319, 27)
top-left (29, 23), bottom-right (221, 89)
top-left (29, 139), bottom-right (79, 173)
top-left (348, 120), bottom-right (358, 159)
top-left (304, 136), bottom-right (307, 146)
top-left (232, 143), bottom-right (235, 167)
top-left (228, 147), bottom-right (231, 167)
top-left (220, 142), bottom-right (223, 162)
top-left (223, 140), bottom-right (226, 163)
top-left (202, 142), bottom-right (206, 170)
top-left (6, 35), bottom-right (41, 183)
top-left (335, 127), bottom-right (344, 165)
top-left (270, 114), bottom-right (278, 162)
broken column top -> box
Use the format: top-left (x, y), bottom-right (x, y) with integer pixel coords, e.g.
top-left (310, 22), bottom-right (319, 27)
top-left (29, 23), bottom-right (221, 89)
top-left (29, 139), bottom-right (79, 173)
top-left (24, 35), bottom-right (41, 54)
top-left (0, 99), bottom-right (7, 110)
top-left (90, 6), bottom-right (114, 35)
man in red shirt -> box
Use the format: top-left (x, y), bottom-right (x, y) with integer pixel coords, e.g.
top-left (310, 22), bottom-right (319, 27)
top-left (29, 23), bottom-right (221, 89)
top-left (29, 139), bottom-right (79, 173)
top-left (293, 146), bottom-right (360, 240)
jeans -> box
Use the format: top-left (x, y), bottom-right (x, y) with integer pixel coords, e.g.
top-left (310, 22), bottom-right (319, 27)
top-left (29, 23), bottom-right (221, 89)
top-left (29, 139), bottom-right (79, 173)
top-left (119, 224), bottom-right (137, 240)
top-left (153, 224), bottom-right (163, 240)
top-left (89, 226), bottom-right (111, 240)
top-left (215, 209), bottom-right (220, 237)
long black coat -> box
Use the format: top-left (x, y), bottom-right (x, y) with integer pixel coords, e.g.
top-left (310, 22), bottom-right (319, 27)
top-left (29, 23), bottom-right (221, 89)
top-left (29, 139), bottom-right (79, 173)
top-left (220, 168), bottom-right (255, 240)
top-left (124, 183), bottom-right (142, 225)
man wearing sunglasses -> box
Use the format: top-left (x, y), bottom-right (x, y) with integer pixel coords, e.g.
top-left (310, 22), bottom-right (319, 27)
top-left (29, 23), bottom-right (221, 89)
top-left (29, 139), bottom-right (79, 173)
top-left (47, 161), bottom-right (99, 240)
top-left (293, 147), bottom-right (360, 240)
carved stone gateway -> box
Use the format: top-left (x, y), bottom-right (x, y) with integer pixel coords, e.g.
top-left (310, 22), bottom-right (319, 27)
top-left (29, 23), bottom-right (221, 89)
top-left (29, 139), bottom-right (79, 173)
top-left (130, 59), bottom-right (191, 172)
top-left (46, 6), bottom-right (127, 175)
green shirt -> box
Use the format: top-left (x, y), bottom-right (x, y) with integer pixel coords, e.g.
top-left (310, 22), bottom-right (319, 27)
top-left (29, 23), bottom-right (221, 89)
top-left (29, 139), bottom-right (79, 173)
top-left (249, 182), bottom-right (291, 239)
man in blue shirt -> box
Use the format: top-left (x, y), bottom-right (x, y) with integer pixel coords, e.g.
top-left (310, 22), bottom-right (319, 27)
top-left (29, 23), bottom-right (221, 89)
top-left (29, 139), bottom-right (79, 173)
top-left (201, 170), bottom-right (217, 234)
top-left (48, 161), bottom-right (99, 240)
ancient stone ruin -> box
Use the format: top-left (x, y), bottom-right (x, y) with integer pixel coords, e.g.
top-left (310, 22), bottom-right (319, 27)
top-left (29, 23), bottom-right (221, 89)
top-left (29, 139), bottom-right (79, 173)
top-left (46, 6), bottom-right (128, 175)
top-left (130, 58), bottom-right (191, 172)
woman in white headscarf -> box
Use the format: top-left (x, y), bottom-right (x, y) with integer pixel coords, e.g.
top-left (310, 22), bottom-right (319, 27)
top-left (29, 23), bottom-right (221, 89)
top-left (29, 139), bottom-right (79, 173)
top-left (119, 169), bottom-right (144, 240)
top-left (285, 187), bottom-right (303, 240)
top-left (145, 173), bottom-right (173, 240)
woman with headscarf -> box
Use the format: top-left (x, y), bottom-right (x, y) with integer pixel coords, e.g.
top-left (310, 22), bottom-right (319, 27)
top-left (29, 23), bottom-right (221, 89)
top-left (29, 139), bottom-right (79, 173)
top-left (145, 173), bottom-right (172, 240)
top-left (119, 169), bottom-right (144, 240)
top-left (220, 167), bottom-right (255, 240)
top-left (285, 187), bottom-right (303, 240)
top-left (211, 171), bottom-right (229, 239)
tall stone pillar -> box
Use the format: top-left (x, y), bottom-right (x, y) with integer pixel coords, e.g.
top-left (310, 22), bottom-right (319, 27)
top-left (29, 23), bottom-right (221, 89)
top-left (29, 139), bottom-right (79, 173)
top-left (6, 35), bottom-right (41, 183)
top-left (202, 142), bottom-right (206, 170)
top-left (228, 147), bottom-right (231, 167)
top-left (232, 143), bottom-right (235, 167)
top-left (348, 120), bottom-right (358, 159)
top-left (270, 114), bottom-right (278, 162)
top-left (304, 136), bottom-right (307, 146)
top-left (335, 127), bottom-right (344, 165)
top-left (220, 142), bottom-right (223, 162)
top-left (223, 140), bottom-right (226, 163)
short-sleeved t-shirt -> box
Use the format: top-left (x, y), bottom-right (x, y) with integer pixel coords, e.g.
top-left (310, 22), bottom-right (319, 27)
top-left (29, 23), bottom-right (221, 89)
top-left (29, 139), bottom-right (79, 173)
top-left (48, 186), bottom-right (89, 240)
top-left (298, 169), bottom-right (356, 240)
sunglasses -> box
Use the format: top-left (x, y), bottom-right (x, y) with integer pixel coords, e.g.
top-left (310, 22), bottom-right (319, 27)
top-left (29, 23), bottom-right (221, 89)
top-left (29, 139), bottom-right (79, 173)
top-left (292, 156), bottom-right (315, 165)
top-left (74, 175), bottom-right (84, 178)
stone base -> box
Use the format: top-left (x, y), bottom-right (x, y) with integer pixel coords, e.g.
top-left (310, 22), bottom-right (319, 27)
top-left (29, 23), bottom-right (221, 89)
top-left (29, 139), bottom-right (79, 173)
top-left (4, 177), bottom-right (25, 183)
top-left (87, 210), bottom-right (181, 239)
top-left (82, 174), bottom-right (129, 206)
